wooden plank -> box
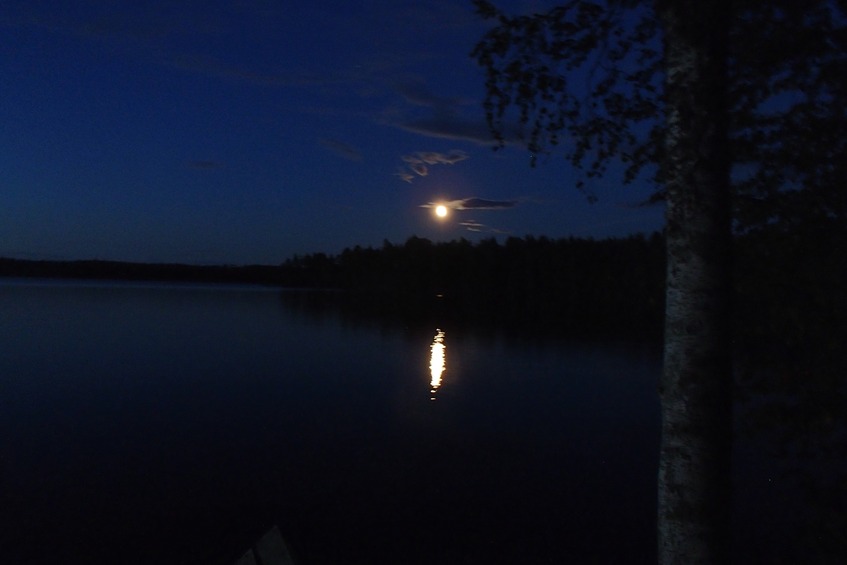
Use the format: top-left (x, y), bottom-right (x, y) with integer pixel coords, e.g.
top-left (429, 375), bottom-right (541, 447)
top-left (233, 525), bottom-right (295, 565)
top-left (233, 549), bottom-right (259, 565)
top-left (253, 525), bottom-right (295, 565)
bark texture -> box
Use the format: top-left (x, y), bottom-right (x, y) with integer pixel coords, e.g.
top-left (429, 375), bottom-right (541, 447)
top-left (657, 1), bottom-right (733, 563)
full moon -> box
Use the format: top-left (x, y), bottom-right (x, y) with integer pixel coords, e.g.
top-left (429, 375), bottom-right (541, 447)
top-left (435, 205), bottom-right (448, 218)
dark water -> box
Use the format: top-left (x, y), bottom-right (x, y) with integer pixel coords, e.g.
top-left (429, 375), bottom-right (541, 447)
top-left (0, 279), bottom-right (662, 564)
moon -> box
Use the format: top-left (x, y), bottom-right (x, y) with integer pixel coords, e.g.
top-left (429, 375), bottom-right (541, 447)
top-left (435, 205), bottom-right (448, 218)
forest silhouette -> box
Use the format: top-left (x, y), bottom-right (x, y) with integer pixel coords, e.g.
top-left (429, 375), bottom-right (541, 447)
top-left (2, 225), bottom-right (843, 346)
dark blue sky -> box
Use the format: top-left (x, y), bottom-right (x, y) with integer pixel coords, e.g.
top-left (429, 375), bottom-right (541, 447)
top-left (1, 0), bottom-right (664, 264)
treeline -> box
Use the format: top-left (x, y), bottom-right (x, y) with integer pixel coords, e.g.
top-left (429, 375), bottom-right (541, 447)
top-left (280, 223), bottom-right (847, 345)
top-left (0, 234), bottom-right (668, 335)
top-left (3, 224), bottom-right (843, 343)
top-left (0, 258), bottom-right (287, 286)
top-left (282, 233), bottom-right (666, 336)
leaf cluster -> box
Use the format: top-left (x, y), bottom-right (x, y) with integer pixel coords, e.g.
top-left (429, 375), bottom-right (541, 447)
top-left (471, 0), bottom-right (847, 227)
top-left (730, 0), bottom-right (847, 230)
top-left (471, 0), bottom-right (663, 194)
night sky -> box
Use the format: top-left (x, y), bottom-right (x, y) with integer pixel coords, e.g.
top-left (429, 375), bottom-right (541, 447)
top-left (2, 0), bottom-right (664, 265)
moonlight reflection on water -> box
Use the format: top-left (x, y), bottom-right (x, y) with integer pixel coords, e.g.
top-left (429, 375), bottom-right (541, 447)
top-left (429, 329), bottom-right (446, 400)
top-left (0, 282), bottom-right (668, 564)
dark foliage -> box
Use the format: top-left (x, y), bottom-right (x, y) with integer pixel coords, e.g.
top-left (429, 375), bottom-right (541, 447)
top-left (733, 218), bottom-right (847, 560)
top-left (471, 0), bottom-right (662, 195)
top-left (0, 257), bottom-right (288, 286)
top-left (0, 234), bottom-right (666, 338)
top-left (471, 0), bottom-right (847, 227)
top-left (284, 233), bottom-right (666, 338)
top-left (730, 1), bottom-right (847, 232)
top-left (471, 1), bottom-right (847, 559)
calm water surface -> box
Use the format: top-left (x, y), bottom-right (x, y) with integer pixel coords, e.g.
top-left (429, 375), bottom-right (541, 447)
top-left (0, 279), bottom-right (662, 564)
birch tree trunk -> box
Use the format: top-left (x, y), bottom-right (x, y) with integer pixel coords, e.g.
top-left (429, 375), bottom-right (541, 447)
top-left (657, 1), bottom-right (733, 563)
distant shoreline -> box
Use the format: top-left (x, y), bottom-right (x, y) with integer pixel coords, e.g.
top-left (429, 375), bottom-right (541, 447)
top-left (0, 257), bottom-right (289, 287)
top-left (0, 235), bottom-right (668, 336)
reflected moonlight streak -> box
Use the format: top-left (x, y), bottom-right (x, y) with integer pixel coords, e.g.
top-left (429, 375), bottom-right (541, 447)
top-left (429, 329), bottom-right (446, 400)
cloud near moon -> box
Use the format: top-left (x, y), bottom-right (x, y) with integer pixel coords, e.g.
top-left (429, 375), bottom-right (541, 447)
top-left (420, 197), bottom-right (518, 234)
top-left (420, 197), bottom-right (517, 211)
top-left (459, 219), bottom-right (484, 232)
top-left (395, 149), bottom-right (468, 183)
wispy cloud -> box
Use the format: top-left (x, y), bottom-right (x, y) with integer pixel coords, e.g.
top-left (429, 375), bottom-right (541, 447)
top-left (394, 169), bottom-right (415, 183)
top-left (405, 150), bottom-right (469, 165)
top-left (458, 219), bottom-right (485, 232)
top-left (420, 198), bottom-right (517, 235)
top-left (395, 116), bottom-right (501, 145)
top-left (409, 162), bottom-right (429, 176)
top-left (395, 150), bottom-right (468, 183)
top-left (421, 196), bottom-right (517, 233)
top-left (420, 197), bottom-right (517, 210)
top-left (319, 138), bottom-right (363, 162)
top-left (393, 78), bottom-right (468, 112)
top-left (387, 77), bottom-right (517, 146)
top-left (458, 219), bottom-right (510, 234)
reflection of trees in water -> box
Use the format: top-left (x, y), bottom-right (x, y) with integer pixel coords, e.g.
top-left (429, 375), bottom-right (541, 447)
top-left (280, 234), bottom-right (667, 340)
top-left (277, 289), bottom-right (448, 335)
top-left (429, 329), bottom-right (445, 400)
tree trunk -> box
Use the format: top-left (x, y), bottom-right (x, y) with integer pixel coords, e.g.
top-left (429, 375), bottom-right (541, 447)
top-left (656, 1), bottom-right (733, 563)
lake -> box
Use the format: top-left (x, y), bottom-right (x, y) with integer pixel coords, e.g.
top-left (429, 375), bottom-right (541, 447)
top-left (0, 278), bottom-right (663, 564)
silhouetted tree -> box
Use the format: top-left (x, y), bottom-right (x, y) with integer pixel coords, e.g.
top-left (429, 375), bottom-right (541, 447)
top-left (471, 1), bottom-right (846, 562)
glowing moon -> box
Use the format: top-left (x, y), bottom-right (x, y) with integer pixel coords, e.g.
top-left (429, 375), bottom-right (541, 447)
top-left (435, 205), bottom-right (448, 218)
